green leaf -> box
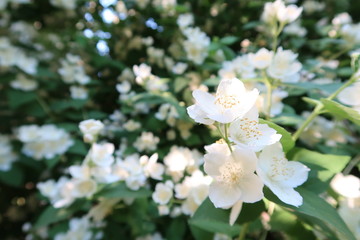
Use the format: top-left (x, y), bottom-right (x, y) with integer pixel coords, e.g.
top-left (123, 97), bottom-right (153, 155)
top-left (259, 119), bottom-right (295, 152)
top-left (189, 198), bottom-right (241, 237)
top-left (174, 77), bottom-right (190, 93)
top-left (67, 139), bottom-right (88, 155)
top-left (34, 200), bottom-right (89, 228)
top-left (270, 206), bottom-right (316, 240)
top-left (50, 99), bottom-right (87, 112)
top-left (321, 99), bottom-right (360, 125)
top-left (96, 182), bottom-right (151, 199)
top-left (0, 165), bottom-right (24, 187)
top-left (189, 198), bottom-right (264, 238)
top-left (34, 206), bottom-right (73, 228)
top-left (291, 148), bottom-right (350, 194)
top-left (7, 90), bottom-right (37, 109)
top-left (132, 92), bottom-right (189, 120)
top-left (220, 36), bottom-right (239, 45)
top-left (265, 187), bottom-right (356, 240)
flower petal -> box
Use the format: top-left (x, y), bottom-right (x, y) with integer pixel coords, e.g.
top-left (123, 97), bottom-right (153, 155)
top-left (209, 181), bottom-right (241, 208)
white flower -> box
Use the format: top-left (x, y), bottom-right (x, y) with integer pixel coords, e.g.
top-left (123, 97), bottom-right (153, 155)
top-left (177, 14), bottom-right (194, 29)
top-left (262, 0), bottom-right (302, 24)
top-left (248, 48), bottom-right (274, 69)
top-left (141, 154), bottom-right (165, 180)
top-left (90, 143), bottom-right (115, 167)
top-left (73, 179), bottom-right (97, 198)
top-left (123, 120), bottom-right (141, 132)
top-left (0, 135), bottom-right (17, 171)
top-left (133, 63), bottom-right (152, 83)
top-left (70, 86), bottom-right (88, 100)
top-left (18, 125), bottom-right (73, 160)
top-left (337, 82), bottom-right (360, 112)
top-left (229, 107), bottom-right (282, 151)
top-left (204, 143), bottom-right (264, 208)
top-left (187, 78), bottom-right (259, 124)
top-left (116, 81), bottom-right (131, 94)
top-left (256, 142), bottom-right (310, 207)
top-left (277, 4), bottom-right (303, 23)
top-left (79, 119), bottom-right (104, 143)
top-left (69, 165), bottom-right (91, 180)
top-left (172, 62), bottom-right (188, 74)
top-left (330, 173), bottom-right (360, 199)
top-left (152, 182), bottom-right (173, 205)
top-left (267, 47), bottom-right (302, 82)
top-left (10, 74), bottom-right (38, 91)
top-left (133, 132), bottom-right (159, 152)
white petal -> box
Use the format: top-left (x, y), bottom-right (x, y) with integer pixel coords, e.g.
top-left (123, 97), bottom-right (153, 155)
top-left (232, 146), bottom-right (258, 172)
top-left (239, 173), bottom-right (264, 203)
top-left (209, 181), bottom-right (241, 208)
top-left (216, 78), bottom-right (246, 97)
top-left (268, 183), bottom-right (303, 207)
top-left (204, 152), bottom-right (227, 176)
top-left (229, 200), bottom-right (243, 226)
top-left (258, 142), bottom-right (284, 172)
top-left (187, 105), bottom-right (214, 125)
top-left (283, 161), bottom-right (310, 188)
top-left (192, 90), bottom-right (218, 115)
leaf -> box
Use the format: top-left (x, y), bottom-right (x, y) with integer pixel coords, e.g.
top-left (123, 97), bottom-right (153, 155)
top-left (132, 92), bottom-right (189, 120)
top-left (321, 99), bottom-right (360, 125)
top-left (34, 200), bottom-right (89, 228)
top-left (50, 99), bottom-right (87, 112)
top-left (291, 148), bottom-right (350, 194)
top-left (259, 119), bottom-right (295, 152)
top-left (7, 90), bottom-right (37, 109)
top-left (265, 187), bottom-right (356, 240)
top-left (96, 182), bottom-right (151, 199)
top-left (0, 165), bottom-right (24, 187)
top-left (67, 139), bottom-right (88, 155)
top-left (270, 206), bottom-right (316, 240)
top-left (220, 36), bottom-right (239, 45)
top-left (174, 77), bottom-right (190, 93)
top-left (189, 198), bottom-right (264, 238)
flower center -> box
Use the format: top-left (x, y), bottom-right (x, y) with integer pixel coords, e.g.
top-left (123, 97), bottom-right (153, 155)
top-left (219, 160), bottom-right (243, 185)
top-left (234, 118), bottom-right (263, 143)
top-left (269, 156), bottom-right (294, 181)
top-left (215, 95), bottom-right (240, 109)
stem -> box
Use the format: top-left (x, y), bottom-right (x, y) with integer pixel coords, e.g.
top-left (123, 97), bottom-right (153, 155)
top-left (215, 123), bottom-right (233, 152)
top-left (238, 222), bottom-right (249, 240)
top-left (262, 70), bottom-right (273, 119)
top-left (272, 21), bottom-right (285, 52)
top-left (327, 46), bottom-right (353, 61)
top-left (343, 155), bottom-right (360, 175)
top-left (292, 103), bottom-right (323, 141)
top-left (327, 76), bottom-right (357, 100)
top-left (36, 95), bottom-right (56, 120)
top-left (292, 74), bottom-right (357, 141)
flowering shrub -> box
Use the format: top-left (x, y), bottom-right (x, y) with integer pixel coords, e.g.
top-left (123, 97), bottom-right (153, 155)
top-left (1, 0), bottom-right (360, 239)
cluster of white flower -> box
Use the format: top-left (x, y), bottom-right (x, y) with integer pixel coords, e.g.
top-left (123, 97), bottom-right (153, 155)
top-left (330, 173), bottom-right (360, 239)
top-left (10, 74), bottom-right (38, 91)
top-left (133, 63), bottom-right (169, 92)
top-left (262, 0), bottom-right (303, 24)
top-left (181, 27), bottom-right (210, 65)
top-left (155, 103), bottom-right (179, 127)
top-left (187, 78), bottom-right (310, 224)
top-left (0, 135), bottom-right (17, 171)
top-left (299, 112), bottom-right (349, 147)
top-left (17, 124), bottom-right (73, 160)
top-left (54, 216), bottom-right (102, 240)
top-left (58, 54), bottom-right (90, 85)
top-left (0, 37), bottom-right (38, 75)
top-left (133, 132), bottom-right (160, 152)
